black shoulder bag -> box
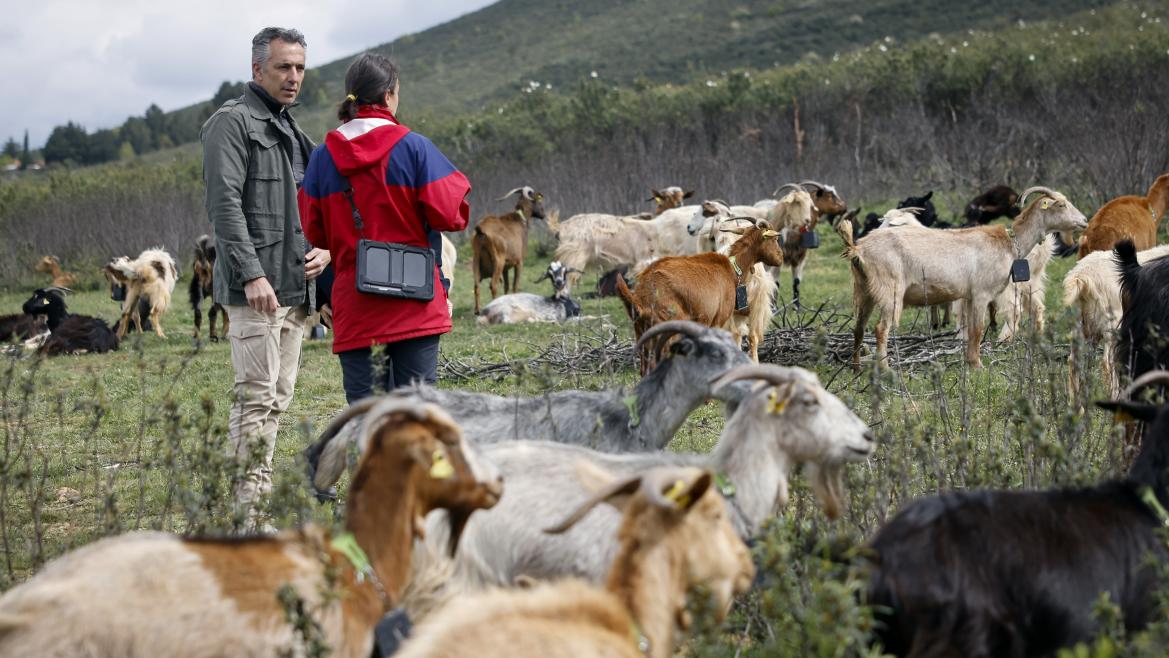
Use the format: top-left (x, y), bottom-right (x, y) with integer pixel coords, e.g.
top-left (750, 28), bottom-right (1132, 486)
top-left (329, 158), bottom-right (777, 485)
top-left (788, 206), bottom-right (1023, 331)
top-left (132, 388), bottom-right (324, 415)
top-left (342, 178), bottom-right (435, 302)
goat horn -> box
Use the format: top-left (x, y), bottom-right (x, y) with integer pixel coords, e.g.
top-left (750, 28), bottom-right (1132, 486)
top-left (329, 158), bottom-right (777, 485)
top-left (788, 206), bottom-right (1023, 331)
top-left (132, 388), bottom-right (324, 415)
top-left (46, 286), bottom-right (73, 295)
top-left (544, 473), bottom-right (644, 534)
top-left (522, 186), bottom-right (537, 200)
top-left (635, 320), bottom-right (707, 352)
top-left (772, 183), bottom-right (803, 197)
top-left (1018, 186), bottom-right (1062, 207)
top-left (799, 180), bottom-right (827, 190)
top-left (496, 187), bottom-right (525, 201)
top-left (897, 207), bottom-right (925, 215)
top-left (641, 467), bottom-right (711, 511)
top-left (1122, 370), bottom-right (1169, 400)
top-left (709, 363), bottom-right (805, 391)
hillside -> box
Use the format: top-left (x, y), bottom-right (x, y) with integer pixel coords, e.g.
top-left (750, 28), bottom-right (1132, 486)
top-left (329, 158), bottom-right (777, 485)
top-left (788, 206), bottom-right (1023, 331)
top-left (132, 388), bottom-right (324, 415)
top-left (300, 0), bottom-right (1109, 134)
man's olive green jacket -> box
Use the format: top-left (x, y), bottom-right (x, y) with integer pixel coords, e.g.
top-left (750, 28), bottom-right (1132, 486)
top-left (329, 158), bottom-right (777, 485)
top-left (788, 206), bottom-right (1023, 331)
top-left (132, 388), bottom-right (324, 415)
top-left (201, 85), bottom-right (316, 309)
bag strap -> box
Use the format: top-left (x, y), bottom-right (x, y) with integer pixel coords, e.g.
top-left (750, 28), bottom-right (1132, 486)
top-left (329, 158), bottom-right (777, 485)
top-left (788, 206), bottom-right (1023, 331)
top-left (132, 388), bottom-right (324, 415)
top-left (341, 176), bottom-right (365, 236)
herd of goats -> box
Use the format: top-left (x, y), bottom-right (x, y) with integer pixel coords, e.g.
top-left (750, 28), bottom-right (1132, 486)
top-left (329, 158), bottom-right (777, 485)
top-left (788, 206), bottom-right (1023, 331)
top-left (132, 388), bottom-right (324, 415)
top-left (0, 173), bottom-right (1168, 657)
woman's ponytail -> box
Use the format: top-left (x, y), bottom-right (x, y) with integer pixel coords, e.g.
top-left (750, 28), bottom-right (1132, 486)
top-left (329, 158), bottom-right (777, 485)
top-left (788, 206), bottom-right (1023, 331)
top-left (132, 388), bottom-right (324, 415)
top-left (336, 54), bottom-right (399, 122)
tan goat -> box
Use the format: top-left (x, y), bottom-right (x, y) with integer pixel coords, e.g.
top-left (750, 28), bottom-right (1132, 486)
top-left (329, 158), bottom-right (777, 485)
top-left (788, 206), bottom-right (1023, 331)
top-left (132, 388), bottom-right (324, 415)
top-left (396, 463), bottom-right (754, 658)
top-left (33, 255), bottom-right (77, 288)
top-left (102, 247), bottom-right (178, 339)
top-left (1077, 172), bottom-right (1169, 258)
top-left (0, 400), bottom-right (502, 658)
top-left (841, 186), bottom-right (1087, 369)
top-left (647, 185), bottom-right (694, 215)
top-left (616, 223), bottom-right (784, 373)
top-left (472, 186), bottom-right (547, 313)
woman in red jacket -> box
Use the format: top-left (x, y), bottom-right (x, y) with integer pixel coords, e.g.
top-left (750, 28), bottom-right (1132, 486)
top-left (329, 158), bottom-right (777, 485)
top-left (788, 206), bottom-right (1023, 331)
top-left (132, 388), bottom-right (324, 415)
top-left (299, 53), bottom-right (470, 403)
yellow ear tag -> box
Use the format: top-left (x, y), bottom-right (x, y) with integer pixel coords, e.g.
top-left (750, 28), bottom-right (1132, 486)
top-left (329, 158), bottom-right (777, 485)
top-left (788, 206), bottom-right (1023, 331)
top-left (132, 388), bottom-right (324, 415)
top-left (1041, 199), bottom-right (1051, 210)
top-left (767, 388), bottom-right (788, 415)
top-left (763, 229), bottom-right (779, 238)
top-left (429, 450), bottom-right (454, 479)
top-left (664, 479), bottom-right (691, 509)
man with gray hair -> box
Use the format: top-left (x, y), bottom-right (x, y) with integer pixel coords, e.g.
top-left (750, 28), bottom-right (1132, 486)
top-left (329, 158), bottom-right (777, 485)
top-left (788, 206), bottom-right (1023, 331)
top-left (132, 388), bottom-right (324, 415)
top-left (201, 27), bottom-right (330, 530)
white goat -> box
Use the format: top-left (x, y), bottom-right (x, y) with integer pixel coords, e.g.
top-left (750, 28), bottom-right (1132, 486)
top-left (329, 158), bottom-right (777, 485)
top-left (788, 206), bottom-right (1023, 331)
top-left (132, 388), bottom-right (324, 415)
top-left (415, 364), bottom-right (873, 588)
top-left (477, 261), bottom-right (581, 325)
top-left (103, 247), bottom-right (178, 338)
top-left (397, 464), bottom-right (753, 658)
top-left (441, 234), bottom-right (456, 317)
top-left (840, 186), bottom-right (1088, 368)
top-left (1064, 244), bottom-right (1169, 396)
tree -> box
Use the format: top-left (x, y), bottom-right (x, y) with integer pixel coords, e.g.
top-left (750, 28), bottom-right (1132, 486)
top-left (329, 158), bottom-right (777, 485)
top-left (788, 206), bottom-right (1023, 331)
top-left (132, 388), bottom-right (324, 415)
top-left (144, 104), bottom-right (167, 147)
top-left (20, 130), bottom-right (31, 169)
top-left (212, 80), bottom-right (246, 107)
top-left (86, 128), bottom-right (121, 164)
top-left (121, 116), bottom-right (153, 155)
top-left (42, 122), bottom-right (89, 164)
top-left (2, 137), bottom-right (18, 160)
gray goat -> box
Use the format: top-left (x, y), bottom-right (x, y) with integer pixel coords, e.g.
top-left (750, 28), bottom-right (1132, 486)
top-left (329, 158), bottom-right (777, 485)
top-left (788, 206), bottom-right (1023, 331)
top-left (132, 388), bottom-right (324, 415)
top-left (477, 261), bottom-right (581, 325)
top-left (308, 321), bottom-right (753, 459)
top-left (312, 363), bottom-right (875, 587)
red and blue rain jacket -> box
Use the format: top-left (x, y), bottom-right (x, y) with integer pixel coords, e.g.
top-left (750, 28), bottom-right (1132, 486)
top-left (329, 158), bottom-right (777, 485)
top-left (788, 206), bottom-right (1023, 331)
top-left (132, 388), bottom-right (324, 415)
top-left (299, 106), bottom-right (470, 353)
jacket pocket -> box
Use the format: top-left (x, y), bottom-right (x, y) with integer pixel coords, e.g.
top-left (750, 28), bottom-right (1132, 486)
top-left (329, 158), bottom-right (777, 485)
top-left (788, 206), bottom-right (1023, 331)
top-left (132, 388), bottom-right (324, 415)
top-left (243, 131), bottom-right (286, 222)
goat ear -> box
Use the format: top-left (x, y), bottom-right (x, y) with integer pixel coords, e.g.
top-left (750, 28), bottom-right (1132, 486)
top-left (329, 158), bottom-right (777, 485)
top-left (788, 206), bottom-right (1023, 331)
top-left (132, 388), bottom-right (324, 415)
top-left (534, 271), bottom-right (550, 284)
top-left (669, 337), bottom-right (694, 356)
top-left (683, 189), bottom-right (695, 199)
top-left (1096, 400), bottom-right (1158, 423)
top-left (669, 471), bottom-right (712, 512)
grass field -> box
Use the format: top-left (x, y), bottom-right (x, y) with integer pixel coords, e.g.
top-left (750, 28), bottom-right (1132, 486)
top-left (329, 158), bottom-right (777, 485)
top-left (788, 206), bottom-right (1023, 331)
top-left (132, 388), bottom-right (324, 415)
top-left (0, 217), bottom-right (1136, 653)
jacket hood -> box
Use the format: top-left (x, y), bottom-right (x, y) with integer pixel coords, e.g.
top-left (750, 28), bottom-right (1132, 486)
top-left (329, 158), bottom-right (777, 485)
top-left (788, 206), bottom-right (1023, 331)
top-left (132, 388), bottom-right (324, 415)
top-left (325, 106), bottom-right (408, 175)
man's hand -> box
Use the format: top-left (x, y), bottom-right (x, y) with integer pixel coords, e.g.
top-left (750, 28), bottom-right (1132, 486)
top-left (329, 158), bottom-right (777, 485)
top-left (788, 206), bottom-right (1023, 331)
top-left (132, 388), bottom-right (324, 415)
top-left (305, 248), bottom-right (331, 281)
top-left (244, 276), bottom-right (279, 313)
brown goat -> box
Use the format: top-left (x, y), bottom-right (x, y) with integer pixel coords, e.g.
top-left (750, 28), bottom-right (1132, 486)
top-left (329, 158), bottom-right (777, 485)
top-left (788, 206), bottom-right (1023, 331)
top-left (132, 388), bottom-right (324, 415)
top-left (471, 186), bottom-right (547, 313)
top-left (1077, 172), bottom-right (1169, 258)
top-left (647, 186), bottom-right (694, 215)
top-left (190, 235), bottom-right (227, 343)
top-left (617, 223), bottom-right (783, 373)
top-left (33, 255), bottom-right (77, 288)
top-left (396, 463), bottom-right (753, 658)
top-left (0, 401), bottom-right (502, 657)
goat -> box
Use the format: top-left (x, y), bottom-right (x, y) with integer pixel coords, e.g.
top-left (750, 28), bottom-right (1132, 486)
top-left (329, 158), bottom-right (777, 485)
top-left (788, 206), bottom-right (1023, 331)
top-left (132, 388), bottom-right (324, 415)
top-left (440, 234), bottom-right (456, 317)
top-left (896, 191), bottom-right (945, 228)
top-left (103, 248), bottom-right (178, 339)
top-left (305, 320), bottom-right (754, 458)
top-left (1064, 243), bottom-right (1169, 396)
top-left (189, 234), bottom-right (227, 343)
top-left (866, 371), bottom-right (1169, 657)
top-left (617, 224), bottom-right (784, 374)
top-left (964, 184), bottom-right (1021, 225)
top-left (471, 186), bottom-right (547, 313)
top-left (647, 186), bottom-right (694, 215)
top-left (374, 364), bottom-right (874, 588)
top-left (33, 255), bottom-right (77, 288)
top-left (21, 288), bottom-right (118, 356)
top-left (988, 234), bottom-right (1056, 341)
top-left (0, 400), bottom-right (501, 658)
top-left (477, 261), bottom-right (582, 325)
top-left (840, 186), bottom-right (1087, 368)
top-left (704, 216), bottom-right (780, 363)
top-left (769, 183), bottom-right (820, 308)
top-left (0, 312), bottom-right (46, 343)
top-left (1114, 239), bottom-right (1169, 388)
top-left (1078, 173), bottom-right (1169, 258)
top-left (397, 464), bottom-right (753, 658)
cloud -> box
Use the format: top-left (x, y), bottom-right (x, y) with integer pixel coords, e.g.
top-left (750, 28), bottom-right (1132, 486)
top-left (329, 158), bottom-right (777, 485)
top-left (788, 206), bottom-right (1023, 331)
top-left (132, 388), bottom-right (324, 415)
top-left (0, 0), bottom-right (494, 148)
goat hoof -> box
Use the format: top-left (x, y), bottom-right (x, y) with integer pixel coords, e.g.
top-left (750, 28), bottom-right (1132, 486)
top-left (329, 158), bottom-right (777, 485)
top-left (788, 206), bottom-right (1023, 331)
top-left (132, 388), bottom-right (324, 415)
top-left (209, 336), bottom-right (220, 343)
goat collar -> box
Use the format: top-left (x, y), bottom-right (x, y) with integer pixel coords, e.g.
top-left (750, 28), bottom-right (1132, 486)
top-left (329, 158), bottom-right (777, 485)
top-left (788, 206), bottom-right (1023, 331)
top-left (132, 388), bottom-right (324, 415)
top-left (514, 208), bottom-right (526, 222)
top-left (1139, 486), bottom-right (1169, 527)
top-left (716, 472), bottom-right (751, 535)
top-left (728, 255), bottom-right (744, 279)
top-left (331, 531), bottom-right (391, 607)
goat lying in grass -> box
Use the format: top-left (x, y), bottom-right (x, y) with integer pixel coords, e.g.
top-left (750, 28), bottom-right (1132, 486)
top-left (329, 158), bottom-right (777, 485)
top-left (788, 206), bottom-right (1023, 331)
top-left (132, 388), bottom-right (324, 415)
top-left (477, 261), bottom-right (582, 325)
top-left (307, 321), bottom-right (753, 457)
top-left (21, 288), bottom-right (118, 356)
top-left (866, 370), bottom-right (1169, 657)
top-left (103, 247), bottom-right (178, 339)
top-left (0, 400), bottom-right (502, 658)
top-left (0, 311), bottom-right (46, 344)
top-left (310, 364), bottom-right (872, 589)
top-left (397, 464), bottom-right (753, 658)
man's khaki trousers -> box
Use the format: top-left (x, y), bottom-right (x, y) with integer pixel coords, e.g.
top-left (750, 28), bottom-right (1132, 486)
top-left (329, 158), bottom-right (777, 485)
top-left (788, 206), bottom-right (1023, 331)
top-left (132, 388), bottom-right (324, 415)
top-left (224, 304), bottom-right (306, 522)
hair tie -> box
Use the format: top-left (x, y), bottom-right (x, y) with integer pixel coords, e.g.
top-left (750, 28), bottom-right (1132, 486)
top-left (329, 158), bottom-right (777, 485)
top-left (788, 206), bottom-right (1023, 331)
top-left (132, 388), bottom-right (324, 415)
top-left (346, 94), bottom-right (357, 102)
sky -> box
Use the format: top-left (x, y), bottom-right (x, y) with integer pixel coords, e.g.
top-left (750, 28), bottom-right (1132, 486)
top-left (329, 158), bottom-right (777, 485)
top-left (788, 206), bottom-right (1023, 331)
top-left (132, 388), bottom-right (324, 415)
top-left (0, 0), bottom-right (496, 149)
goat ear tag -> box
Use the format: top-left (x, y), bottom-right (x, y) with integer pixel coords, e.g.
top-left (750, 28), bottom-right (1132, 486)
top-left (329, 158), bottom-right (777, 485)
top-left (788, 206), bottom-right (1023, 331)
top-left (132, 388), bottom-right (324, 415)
top-left (767, 388), bottom-right (789, 415)
top-left (664, 480), bottom-right (691, 509)
top-left (429, 450), bottom-right (454, 479)
top-left (1010, 259), bottom-right (1030, 283)
top-left (1041, 199), bottom-right (1051, 210)
top-left (762, 229), bottom-right (779, 238)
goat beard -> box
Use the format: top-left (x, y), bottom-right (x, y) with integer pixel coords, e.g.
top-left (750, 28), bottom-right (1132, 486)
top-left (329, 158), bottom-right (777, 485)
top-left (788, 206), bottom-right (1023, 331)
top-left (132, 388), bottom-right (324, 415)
top-left (805, 463), bottom-right (845, 520)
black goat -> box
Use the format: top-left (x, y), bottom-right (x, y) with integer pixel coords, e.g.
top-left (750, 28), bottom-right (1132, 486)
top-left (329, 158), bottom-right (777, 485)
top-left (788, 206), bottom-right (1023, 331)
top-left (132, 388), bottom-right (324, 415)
top-left (1115, 239), bottom-right (1169, 385)
top-left (22, 288), bottom-right (118, 356)
top-left (896, 191), bottom-right (948, 228)
top-left (0, 313), bottom-right (46, 343)
top-left (866, 371), bottom-right (1169, 657)
top-left (964, 184), bottom-right (1021, 225)
top-left (189, 235), bottom-right (226, 343)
